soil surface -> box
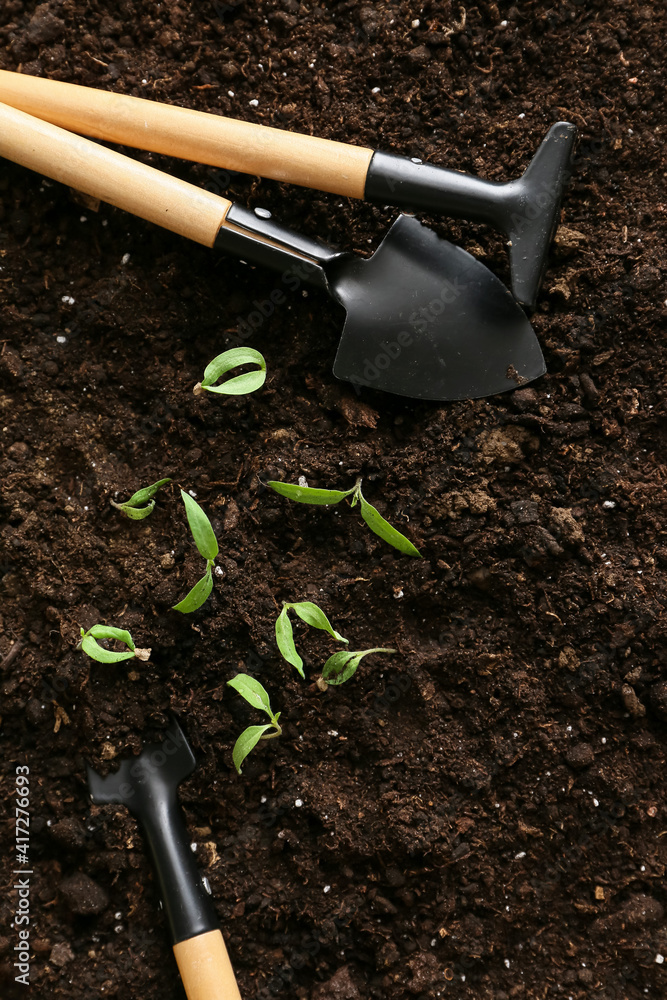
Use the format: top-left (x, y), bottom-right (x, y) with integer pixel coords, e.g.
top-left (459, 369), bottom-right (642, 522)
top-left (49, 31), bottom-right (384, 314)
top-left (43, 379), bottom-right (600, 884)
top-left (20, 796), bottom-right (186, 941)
top-left (1, 1), bottom-right (667, 998)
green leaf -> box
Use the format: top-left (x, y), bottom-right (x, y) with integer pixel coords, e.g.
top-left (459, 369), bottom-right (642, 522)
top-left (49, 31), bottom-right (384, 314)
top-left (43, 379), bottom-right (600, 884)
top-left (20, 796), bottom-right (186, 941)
top-left (80, 634), bottom-right (136, 664)
top-left (227, 674), bottom-right (273, 718)
top-left (275, 606), bottom-right (304, 678)
top-left (232, 724), bottom-right (273, 774)
top-left (117, 500), bottom-right (155, 520)
top-left (172, 566), bottom-right (214, 613)
top-left (266, 481), bottom-right (353, 506)
top-left (322, 647), bottom-right (396, 686)
top-left (85, 625), bottom-right (135, 650)
top-left (288, 601), bottom-right (347, 644)
top-left (111, 478), bottom-right (171, 519)
top-left (125, 478), bottom-right (172, 508)
top-left (180, 490), bottom-right (219, 561)
top-left (357, 494), bottom-right (422, 558)
top-left (201, 347), bottom-right (266, 395)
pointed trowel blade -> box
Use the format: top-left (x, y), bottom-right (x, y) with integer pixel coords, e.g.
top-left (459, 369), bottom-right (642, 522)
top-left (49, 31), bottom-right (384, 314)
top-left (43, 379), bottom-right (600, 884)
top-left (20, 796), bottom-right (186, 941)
top-left (330, 215), bottom-right (545, 401)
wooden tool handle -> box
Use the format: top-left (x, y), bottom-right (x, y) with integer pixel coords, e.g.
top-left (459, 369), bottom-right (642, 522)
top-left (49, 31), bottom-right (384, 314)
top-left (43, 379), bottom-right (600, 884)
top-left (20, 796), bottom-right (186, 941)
top-left (173, 929), bottom-right (243, 1000)
top-left (0, 69), bottom-right (374, 199)
top-left (0, 100), bottom-right (231, 246)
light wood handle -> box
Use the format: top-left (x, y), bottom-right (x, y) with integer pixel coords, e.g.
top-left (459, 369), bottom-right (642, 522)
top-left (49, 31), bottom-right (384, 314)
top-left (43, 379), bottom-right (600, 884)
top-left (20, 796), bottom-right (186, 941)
top-left (0, 100), bottom-right (231, 246)
top-left (0, 69), bottom-right (373, 199)
top-left (173, 929), bottom-right (242, 1000)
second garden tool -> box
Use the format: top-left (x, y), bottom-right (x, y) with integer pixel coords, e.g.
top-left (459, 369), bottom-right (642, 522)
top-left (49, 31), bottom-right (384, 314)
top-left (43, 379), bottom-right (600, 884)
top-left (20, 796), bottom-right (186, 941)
top-left (0, 69), bottom-right (576, 309)
top-left (87, 716), bottom-right (242, 1000)
top-left (0, 101), bottom-right (545, 401)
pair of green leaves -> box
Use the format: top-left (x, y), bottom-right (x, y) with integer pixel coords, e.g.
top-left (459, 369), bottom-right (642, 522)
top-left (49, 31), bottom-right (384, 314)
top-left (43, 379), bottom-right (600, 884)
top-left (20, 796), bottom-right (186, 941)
top-left (111, 480), bottom-right (218, 614)
top-left (110, 478), bottom-right (172, 520)
top-left (266, 477), bottom-right (421, 558)
top-left (194, 347), bottom-right (266, 397)
top-left (321, 647), bottom-right (396, 686)
top-left (227, 602), bottom-right (396, 775)
top-left (79, 625), bottom-right (151, 664)
top-left (226, 674), bottom-right (282, 774)
top-left (275, 601), bottom-right (347, 679)
top-left (173, 491), bottom-right (219, 613)
top-left (275, 600), bottom-right (395, 688)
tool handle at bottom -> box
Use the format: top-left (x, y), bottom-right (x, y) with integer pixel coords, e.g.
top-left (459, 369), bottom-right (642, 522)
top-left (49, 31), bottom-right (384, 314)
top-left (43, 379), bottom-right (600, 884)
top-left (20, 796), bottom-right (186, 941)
top-left (173, 929), bottom-right (242, 1000)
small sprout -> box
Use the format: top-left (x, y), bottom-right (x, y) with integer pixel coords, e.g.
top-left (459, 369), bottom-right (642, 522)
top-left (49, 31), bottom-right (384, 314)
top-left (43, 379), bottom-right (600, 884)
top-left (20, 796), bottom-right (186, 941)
top-left (78, 625), bottom-right (151, 664)
top-left (173, 491), bottom-right (219, 613)
top-left (319, 647), bottom-right (396, 688)
top-left (226, 674), bottom-right (282, 774)
top-left (275, 601), bottom-right (348, 679)
top-left (194, 347), bottom-right (266, 396)
top-left (266, 477), bottom-right (421, 557)
top-left (110, 478), bottom-right (172, 520)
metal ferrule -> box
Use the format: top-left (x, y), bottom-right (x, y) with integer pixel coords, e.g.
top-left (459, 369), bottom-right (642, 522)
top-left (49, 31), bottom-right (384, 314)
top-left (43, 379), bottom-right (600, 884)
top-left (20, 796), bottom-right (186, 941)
top-left (364, 151), bottom-right (510, 228)
top-left (214, 204), bottom-right (345, 294)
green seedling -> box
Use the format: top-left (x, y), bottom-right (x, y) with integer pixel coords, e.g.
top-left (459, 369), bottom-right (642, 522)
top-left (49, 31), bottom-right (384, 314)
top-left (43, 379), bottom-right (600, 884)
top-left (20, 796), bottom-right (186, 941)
top-left (193, 347), bottom-right (266, 396)
top-left (318, 647), bottom-right (396, 688)
top-left (173, 490), bottom-right (219, 613)
top-left (78, 625), bottom-right (151, 664)
top-left (265, 477), bottom-right (421, 558)
top-left (226, 674), bottom-right (282, 774)
top-left (275, 601), bottom-right (348, 679)
top-left (110, 478), bottom-right (172, 520)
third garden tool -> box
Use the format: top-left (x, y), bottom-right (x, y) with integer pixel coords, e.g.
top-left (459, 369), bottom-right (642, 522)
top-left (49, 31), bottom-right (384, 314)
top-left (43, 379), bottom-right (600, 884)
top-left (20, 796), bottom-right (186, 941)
top-left (0, 100), bottom-right (544, 401)
top-left (0, 69), bottom-right (576, 309)
top-left (87, 716), bottom-right (242, 1000)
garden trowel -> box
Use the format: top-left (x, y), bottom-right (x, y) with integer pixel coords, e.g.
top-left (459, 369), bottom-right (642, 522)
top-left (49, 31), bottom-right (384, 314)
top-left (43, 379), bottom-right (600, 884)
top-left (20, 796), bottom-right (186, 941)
top-left (87, 716), bottom-right (243, 1000)
top-left (0, 100), bottom-right (544, 401)
top-left (0, 69), bottom-right (576, 309)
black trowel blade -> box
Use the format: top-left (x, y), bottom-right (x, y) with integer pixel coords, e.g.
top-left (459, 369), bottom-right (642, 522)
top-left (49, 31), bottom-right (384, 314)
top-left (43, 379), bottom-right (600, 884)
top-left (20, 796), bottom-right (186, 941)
top-left (331, 215), bottom-right (545, 401)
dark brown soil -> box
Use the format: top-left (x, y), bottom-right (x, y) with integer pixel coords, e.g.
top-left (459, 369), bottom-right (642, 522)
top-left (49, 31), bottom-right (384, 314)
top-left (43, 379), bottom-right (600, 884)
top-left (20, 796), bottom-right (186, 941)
top-left (1, 1), bottom-right (667, 998)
